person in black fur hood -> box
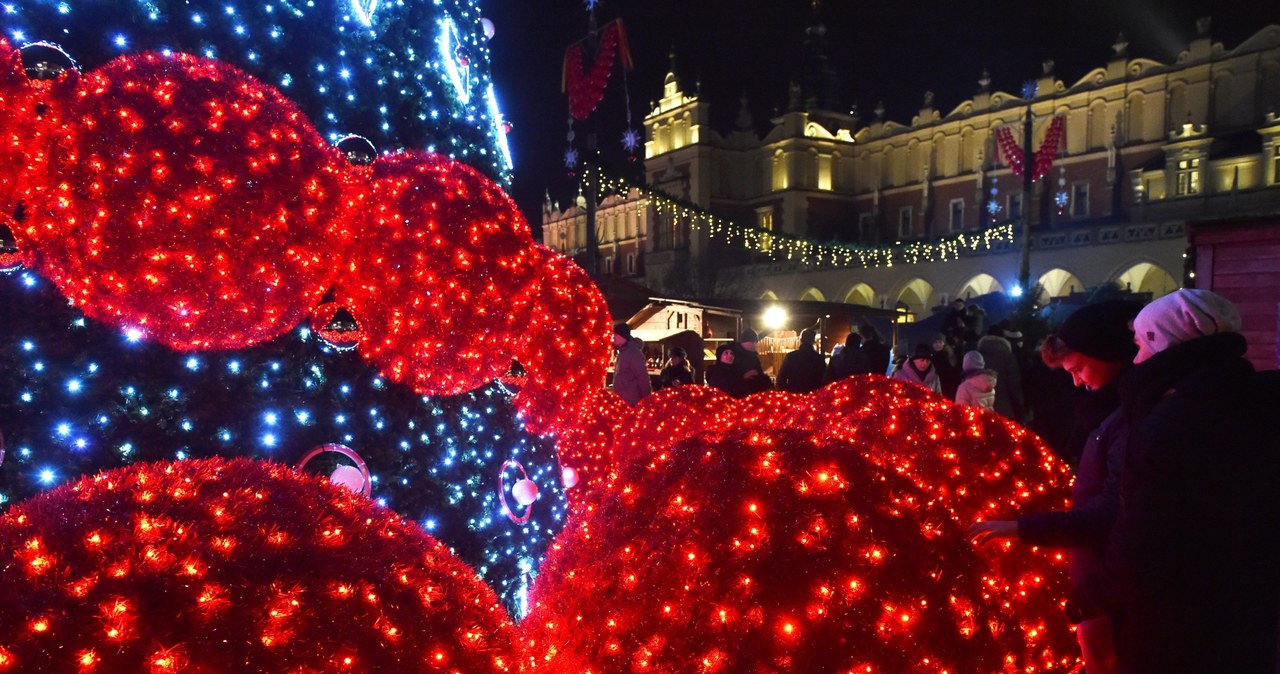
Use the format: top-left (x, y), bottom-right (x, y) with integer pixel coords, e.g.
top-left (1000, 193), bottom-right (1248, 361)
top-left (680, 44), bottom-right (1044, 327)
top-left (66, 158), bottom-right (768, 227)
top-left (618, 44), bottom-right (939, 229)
top-left (1067, 289), bottom-right (1280, 674)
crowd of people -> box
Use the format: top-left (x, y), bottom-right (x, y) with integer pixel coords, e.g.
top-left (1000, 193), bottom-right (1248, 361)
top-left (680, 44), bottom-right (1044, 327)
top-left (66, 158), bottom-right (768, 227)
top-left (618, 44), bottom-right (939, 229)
top-left (611, 289), bottom-right (1279, 672)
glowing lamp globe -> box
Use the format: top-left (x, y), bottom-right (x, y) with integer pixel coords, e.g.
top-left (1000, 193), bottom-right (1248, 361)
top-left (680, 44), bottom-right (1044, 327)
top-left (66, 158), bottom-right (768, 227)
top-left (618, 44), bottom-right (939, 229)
top-left (0, 457), bottom-right (517, 673)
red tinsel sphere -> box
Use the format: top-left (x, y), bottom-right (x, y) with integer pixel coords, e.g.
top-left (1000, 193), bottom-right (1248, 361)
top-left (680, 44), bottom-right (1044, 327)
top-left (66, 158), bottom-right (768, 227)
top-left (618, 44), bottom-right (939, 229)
top-left (509, 245), bottom-right (613, 435)
top-left (339, 150), bottom-right (540, 397)
top-left (0, 40), bottom-right (78, 239)
top-left (524, 383), bottom-right (1081, 672)
top-left (18, 52), bottom-right (345, 351)
top-left (0, 457), bottom-right (517, 673)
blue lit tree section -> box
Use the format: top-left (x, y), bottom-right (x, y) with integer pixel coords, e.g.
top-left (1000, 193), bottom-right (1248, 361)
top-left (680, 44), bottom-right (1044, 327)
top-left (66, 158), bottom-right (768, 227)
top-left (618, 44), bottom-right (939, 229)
top-left (0, 271), bottom-right (564, 613)
top-left (0, 0), bottom-right (512, 179)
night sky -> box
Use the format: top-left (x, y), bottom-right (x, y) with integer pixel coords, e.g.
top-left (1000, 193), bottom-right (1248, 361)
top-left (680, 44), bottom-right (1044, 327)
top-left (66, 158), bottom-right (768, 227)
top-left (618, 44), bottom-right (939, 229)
top-left (484, 0), bottom-right (1279, 233)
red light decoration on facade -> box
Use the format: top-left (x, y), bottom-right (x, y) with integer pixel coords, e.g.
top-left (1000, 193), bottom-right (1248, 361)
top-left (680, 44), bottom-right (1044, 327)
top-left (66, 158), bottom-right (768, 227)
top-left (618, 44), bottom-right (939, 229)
top-left (0, 457), bottom-right (517, 673)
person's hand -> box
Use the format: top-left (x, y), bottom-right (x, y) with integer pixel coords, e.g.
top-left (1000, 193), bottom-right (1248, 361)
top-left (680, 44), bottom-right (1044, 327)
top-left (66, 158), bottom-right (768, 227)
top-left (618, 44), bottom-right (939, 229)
top-left (968, 520), bottom-right (1018, 545)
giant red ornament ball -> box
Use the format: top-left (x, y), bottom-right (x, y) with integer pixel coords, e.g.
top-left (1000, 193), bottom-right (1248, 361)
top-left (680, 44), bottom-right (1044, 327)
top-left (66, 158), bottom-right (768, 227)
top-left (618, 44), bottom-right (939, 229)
top-left (339, 150), bottom-right (541, 396)
top-left (524, 380), bottom-right (1080, 673)
top-left (0, 457), bottom-right (517, 673)
top-left (16, 52), bottom-right (346, 351)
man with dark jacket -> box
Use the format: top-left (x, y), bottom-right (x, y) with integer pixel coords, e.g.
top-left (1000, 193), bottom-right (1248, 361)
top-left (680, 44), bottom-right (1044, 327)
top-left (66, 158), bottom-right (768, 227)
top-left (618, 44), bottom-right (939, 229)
top-left (611, 322), bottom-right (652, 406)
top-left (776, 328), bottom-right (826, 393)
top-left (856, 324), bottom-right (890, 376)
top-left (1067, 289), bottom-right (1280, 674)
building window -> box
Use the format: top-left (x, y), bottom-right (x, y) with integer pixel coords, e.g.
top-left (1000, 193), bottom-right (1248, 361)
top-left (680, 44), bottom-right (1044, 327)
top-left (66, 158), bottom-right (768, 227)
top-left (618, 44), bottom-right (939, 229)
top-left (858, 212), bottom-right (874, 242)
top-left (898, 206), bottom-right (913, 240)
top-left (1176, 158), bottom-right (1200, 195)
top-left (1071, 182), bottom-right (1089, 217)
top-left (1007, 192), bottom-right (1023, 220)
top-left (948, 199), bottom-right (964, 232)
top-left (626, 253), bottom-right (635, 275)
top-left (756, 207), bottom-right (775, 253)
top-left (1273, 145), bottom-right (1279, 184)
top-left (603, 257), bottom-right (614, 275)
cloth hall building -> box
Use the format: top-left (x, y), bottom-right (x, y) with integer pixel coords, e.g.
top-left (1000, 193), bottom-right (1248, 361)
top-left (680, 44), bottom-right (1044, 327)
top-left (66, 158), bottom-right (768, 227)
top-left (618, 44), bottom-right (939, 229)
top-left (542, 19), bottom-right (1280, 330)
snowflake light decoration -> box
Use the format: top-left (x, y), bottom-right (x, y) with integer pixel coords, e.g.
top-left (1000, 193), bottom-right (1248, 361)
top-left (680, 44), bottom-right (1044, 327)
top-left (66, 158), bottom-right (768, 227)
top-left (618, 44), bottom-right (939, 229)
top-left (621, 128), bottom-right (640, 153)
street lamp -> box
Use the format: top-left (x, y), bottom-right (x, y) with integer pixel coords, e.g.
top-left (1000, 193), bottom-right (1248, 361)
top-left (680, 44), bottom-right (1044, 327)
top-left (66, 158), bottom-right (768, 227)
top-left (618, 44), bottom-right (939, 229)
top-left (762, 305), bottom-right (788, 332)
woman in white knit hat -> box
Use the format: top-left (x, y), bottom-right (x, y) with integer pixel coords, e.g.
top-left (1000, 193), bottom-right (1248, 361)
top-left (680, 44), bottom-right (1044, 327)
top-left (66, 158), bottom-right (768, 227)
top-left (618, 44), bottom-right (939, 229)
top-left (1067, 289), bottom-right (1280, 674)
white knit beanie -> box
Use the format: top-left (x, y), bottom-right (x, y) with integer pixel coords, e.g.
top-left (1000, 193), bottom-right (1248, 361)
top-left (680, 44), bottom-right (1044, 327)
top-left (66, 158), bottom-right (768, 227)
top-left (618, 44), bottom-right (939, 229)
top-left (962, 350), bottom-right (985, 370)
top-left (1132, 289), bottom-right (1241, 363)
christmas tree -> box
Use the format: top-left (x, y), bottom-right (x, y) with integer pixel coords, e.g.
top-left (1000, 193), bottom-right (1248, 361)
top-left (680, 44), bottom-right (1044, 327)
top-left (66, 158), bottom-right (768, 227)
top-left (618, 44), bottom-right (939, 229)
top-left (0, 0), bottom-right (558, 616)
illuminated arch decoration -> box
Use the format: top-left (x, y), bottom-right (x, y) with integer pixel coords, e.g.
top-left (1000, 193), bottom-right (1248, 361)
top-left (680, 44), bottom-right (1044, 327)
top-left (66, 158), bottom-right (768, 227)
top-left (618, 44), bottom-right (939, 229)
top-left (842, 282), bottom-right (875, 306)
top-left (760, 289), bottom-right (779, 301)
top-left (895, 278), bottom-right (935, 319)
top-left (1114, 261), bottom-right (1178, 298)
top-left (956, 272), bottom-right (1004, 300)
top-left (1037, 268), bottom-right (1084, 298)
top-left (798, 286), bottom-right (825, 302)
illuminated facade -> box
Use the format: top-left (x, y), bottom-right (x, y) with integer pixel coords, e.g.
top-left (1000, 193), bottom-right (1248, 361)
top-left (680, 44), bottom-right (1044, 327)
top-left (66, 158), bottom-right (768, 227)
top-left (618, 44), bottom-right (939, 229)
top-left (543, 20), bottom-right (1280, 318)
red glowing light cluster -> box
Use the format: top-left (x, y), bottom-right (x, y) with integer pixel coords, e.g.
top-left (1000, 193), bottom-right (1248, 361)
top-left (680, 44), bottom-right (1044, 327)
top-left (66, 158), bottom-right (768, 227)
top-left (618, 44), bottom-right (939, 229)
top-left (525, 378), bottom-right (1081, 673)
top-left (0, 457), bottom-right (517, 673)
top-left (0, 47), bottom-right (611, 435)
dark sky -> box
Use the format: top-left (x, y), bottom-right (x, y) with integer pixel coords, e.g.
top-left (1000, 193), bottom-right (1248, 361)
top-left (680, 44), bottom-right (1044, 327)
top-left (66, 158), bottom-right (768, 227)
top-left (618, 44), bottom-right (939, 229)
top-left (484, 1), bottom-right (1280, 229)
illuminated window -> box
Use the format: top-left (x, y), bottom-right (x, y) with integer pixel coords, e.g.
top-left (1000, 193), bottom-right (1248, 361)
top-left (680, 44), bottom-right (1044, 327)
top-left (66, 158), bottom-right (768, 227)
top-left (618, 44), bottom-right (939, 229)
top-left (1176, 158), bottom-right (1200, 195)
top-left (898, 206), bottom-right (912, 239)
top-left (817, 153), bottom-right (833, 191)
top-left (948, 199), bottom-right (964, 231)
top-left (1071, 182), bottom-right (1089, 217)
top-left (756, 207), bottom-right (775, 253)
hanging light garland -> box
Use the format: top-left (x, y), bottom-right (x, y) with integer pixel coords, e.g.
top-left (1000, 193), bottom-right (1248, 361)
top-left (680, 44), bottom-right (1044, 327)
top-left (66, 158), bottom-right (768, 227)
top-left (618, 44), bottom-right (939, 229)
top-left (581, 166), bottom-right (1015, 270)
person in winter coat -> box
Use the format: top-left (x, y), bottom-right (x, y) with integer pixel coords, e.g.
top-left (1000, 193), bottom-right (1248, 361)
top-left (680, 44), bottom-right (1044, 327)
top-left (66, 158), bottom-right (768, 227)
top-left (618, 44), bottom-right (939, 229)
top-left (1066, 290), bottom-right (1280, 674)
top-left (931, 333), bottom-right (963, 399)
top-left (954, 350), bottom-right (996, 410)
top-left (611, 322), bottom-right (652, 406)
top-left (659, 346), bottom-right (695, 389)
top-left (705, 343), bottom-right (744, 398)
top-left (977, 327), bottom-right (1025, 421)
top-left (825, 332), bottom-right (869, 383)
top-left (969, 299), bottom-right (1142, 674)
top-left (734, 328), bottom-right (774, 395)
top-left (857, 324), bottom-right (890, 376)
top-left (777, 328), bottom-right (827, 393)
top-left (892, 343), bottom-right (941, 394)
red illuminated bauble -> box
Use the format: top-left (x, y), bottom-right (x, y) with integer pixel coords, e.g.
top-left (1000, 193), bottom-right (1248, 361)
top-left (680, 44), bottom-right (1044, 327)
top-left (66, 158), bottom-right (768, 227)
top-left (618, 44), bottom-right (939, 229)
top-left (524, 383), bottom-right (1081, 673)
top-left (20, 52), bottom-right (346, 351)
top-left (0, 40), bottom-right (78, 257)
top-left (310, 300), bottom-right (363, 352)
top-left (339, 150), bottom-right (540, 397)
top-left (0, 457), bottom-right (516, 673)
top-left (509, 245), bottom-right (613, 435)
